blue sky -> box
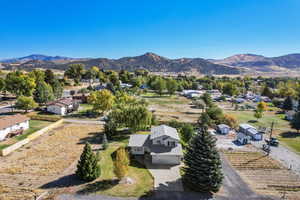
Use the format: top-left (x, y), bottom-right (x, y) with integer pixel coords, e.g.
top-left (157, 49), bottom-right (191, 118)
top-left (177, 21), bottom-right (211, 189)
top-left (1, 0), bottom-right (300, 59)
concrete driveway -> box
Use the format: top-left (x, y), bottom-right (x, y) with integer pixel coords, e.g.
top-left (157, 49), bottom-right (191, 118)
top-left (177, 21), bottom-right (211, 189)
top-left (144, 160), bottom-right (183, 192)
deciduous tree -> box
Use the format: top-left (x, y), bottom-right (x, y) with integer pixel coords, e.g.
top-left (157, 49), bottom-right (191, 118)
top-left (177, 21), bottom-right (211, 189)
top-left (65, 64), bottom-right (85, 85)
top-left (15, 96), bottom-right (38, 113)
top-left (88, 89), bottom-right (115, 114)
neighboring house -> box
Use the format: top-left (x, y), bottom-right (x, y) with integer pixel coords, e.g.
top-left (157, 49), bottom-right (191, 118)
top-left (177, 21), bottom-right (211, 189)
top-left (217, 124), bottom-right (230, 135)
top-left (238, 123), bottom-right (263, 141)
top-left (182, 90), bottom-right (203, 97)
top-left (128, 125), bottom-right (183, 165)
top-left (120, 83), bottom-right (132, 88)
top-left (46, 98), bottom-right (78, 116)
top-left (285, 110), bottom-right (296, 121)
top-left (236, 132), bottom-right (251, 145)
top-left (0, 114), bottom-right (29, 141)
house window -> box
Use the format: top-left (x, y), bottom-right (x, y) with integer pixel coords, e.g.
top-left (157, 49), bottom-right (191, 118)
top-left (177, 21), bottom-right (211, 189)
top-left (168, 141), bottom-right (176, 147)
top-left (134, 147), bottom-right (143, 151)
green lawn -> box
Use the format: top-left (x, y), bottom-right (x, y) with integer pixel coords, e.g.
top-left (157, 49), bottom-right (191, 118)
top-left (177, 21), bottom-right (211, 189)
top-left (226, 110), bottom-right (300, 154)
top-left (226, 111), bottom-right (289, 131)
top-left (15, 120), bottom-right (52, 141)
top-left (79, 136), bottom-right (153, 197)
top-left (67, 104), bottom-right (98, 119)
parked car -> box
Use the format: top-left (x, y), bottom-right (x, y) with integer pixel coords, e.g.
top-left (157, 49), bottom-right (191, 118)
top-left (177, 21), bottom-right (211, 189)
top-left (265, 137), bottom-right (279, 147)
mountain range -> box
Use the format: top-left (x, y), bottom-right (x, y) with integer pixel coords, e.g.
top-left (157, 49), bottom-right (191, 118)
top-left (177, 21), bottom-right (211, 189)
top-left (2, 53), bottom-right (300, 74)
top-left (209, 53), bottom-right (300, 72)
top-left (0, 53), bottom-right (240, 75)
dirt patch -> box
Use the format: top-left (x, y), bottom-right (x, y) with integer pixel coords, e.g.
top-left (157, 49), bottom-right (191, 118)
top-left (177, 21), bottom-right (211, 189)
top-left (146, 96), bottom-right (202, 123)
top-left (224, 151), bottom-right (300, 199)
top-left (0, 123), bottom-right (102, 200)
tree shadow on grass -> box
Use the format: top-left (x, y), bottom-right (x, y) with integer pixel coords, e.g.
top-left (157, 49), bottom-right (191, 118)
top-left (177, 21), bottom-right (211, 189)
top-left (40, 174), bottom-right (85, 189)
top-left (78, 132), bottom-right (102, 145)
top-left (248, 120), bottom-right (258, 123)
top-left (280, 131), bottom-right (300, 138)
top-left (77, 179), bottom-right (119, 194)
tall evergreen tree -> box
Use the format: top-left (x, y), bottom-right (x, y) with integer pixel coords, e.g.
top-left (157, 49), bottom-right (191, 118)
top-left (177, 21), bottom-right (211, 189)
top-left (182, 129), bottom-right (223, 193)
top-left (290, 112), bottom-right (300, 133)
top-left (76, 143), bottom-right (101, 181)
top-left (282, 96), bottom-right (294, 111)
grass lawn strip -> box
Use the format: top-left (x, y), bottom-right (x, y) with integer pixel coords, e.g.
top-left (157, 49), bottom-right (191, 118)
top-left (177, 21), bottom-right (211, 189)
top-left (79, 138), bottom-right (153, 197)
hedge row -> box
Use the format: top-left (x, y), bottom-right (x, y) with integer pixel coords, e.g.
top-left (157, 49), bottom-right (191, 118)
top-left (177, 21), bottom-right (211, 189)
top-left (30, 115), bottom-right (61, 122)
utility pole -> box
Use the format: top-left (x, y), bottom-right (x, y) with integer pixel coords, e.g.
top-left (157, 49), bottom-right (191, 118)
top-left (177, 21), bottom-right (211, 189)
top-left (267, 121), bottom-right (275, 155)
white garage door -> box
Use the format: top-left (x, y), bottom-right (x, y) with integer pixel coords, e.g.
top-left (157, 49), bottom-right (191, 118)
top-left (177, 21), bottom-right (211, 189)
top-left (152, 155), bottom-right (181, 165)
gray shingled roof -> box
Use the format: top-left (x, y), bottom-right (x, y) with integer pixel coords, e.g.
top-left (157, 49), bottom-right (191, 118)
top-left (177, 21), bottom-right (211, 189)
top-left (128, 134), bottom-right (149, 147)
top-left (150, 143), bottom-right (183, 156)
top-left (150, 125), bottom-right (180, 140)
top-left (217, 124), bottom-right (230, 129)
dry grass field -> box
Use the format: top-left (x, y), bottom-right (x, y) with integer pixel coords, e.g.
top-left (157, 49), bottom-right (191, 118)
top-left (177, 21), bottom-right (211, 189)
top-left (143, 94), bottom-right (201, 123)
top-left (0, 123), bottom-right (102, 200)
top-left (224, 151), bottom-right (300, 199)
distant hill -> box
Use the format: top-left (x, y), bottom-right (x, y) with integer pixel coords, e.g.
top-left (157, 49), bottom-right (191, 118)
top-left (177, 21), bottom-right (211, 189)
top-left (210, 53), bottom-right (300, 72)
top-left (2, 52), bottom-right (241, 75)
top-left (0, 54), bottom-right (85, 64)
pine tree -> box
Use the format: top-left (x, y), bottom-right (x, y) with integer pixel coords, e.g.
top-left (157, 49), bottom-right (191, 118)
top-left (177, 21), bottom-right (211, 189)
top-left (290, 112), bottom-right (300, 133)
top-left (182, 129), bottom-right (223, 193)
top-left (76, 143), bottom-right (101, 181)
top-left (282, 96), bottom-right (294, 111)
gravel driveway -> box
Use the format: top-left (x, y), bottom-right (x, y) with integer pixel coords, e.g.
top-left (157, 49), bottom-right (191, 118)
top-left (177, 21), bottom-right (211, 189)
top-left (252, 140), bottom-right (300, 175)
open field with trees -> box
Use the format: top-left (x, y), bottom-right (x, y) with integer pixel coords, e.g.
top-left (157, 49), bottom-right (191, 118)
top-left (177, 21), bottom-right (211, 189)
top-left (142, 92), bottom-right (201, 123)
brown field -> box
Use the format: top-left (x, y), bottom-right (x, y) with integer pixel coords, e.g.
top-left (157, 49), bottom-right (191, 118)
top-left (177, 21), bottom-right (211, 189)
top-left (144, 94), bottom-right (201, 123)
top-left (224, 151), bottom-right (300, 199)
top-left (0, 123), bottom-right (102, 200)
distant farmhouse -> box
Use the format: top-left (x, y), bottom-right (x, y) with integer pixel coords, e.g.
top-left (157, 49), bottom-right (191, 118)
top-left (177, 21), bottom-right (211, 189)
top-left (46, 98), bottom-right (78, 116)
top-left (0, 114), bottom-right (29, 141)
top-left (128, 125), bottom-right (183, 165)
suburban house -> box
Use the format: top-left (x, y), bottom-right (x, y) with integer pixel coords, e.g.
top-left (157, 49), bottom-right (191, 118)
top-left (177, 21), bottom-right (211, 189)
top-left (182, 90), bottom-right (203, 98)
top-left (238, 123), bottom-right (263, 141)
top-left (128, 125), bottom-right (183, 165)
top-left (216, 124), bottom-right (230, 135)
top-left (46, 98), bottom-right (78, 116)
top-left (0, 114), bottom-right (30, 141)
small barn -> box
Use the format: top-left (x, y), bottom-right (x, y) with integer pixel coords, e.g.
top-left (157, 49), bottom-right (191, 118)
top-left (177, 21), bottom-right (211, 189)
top-left (217, 124), bottom-right (230, 135)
